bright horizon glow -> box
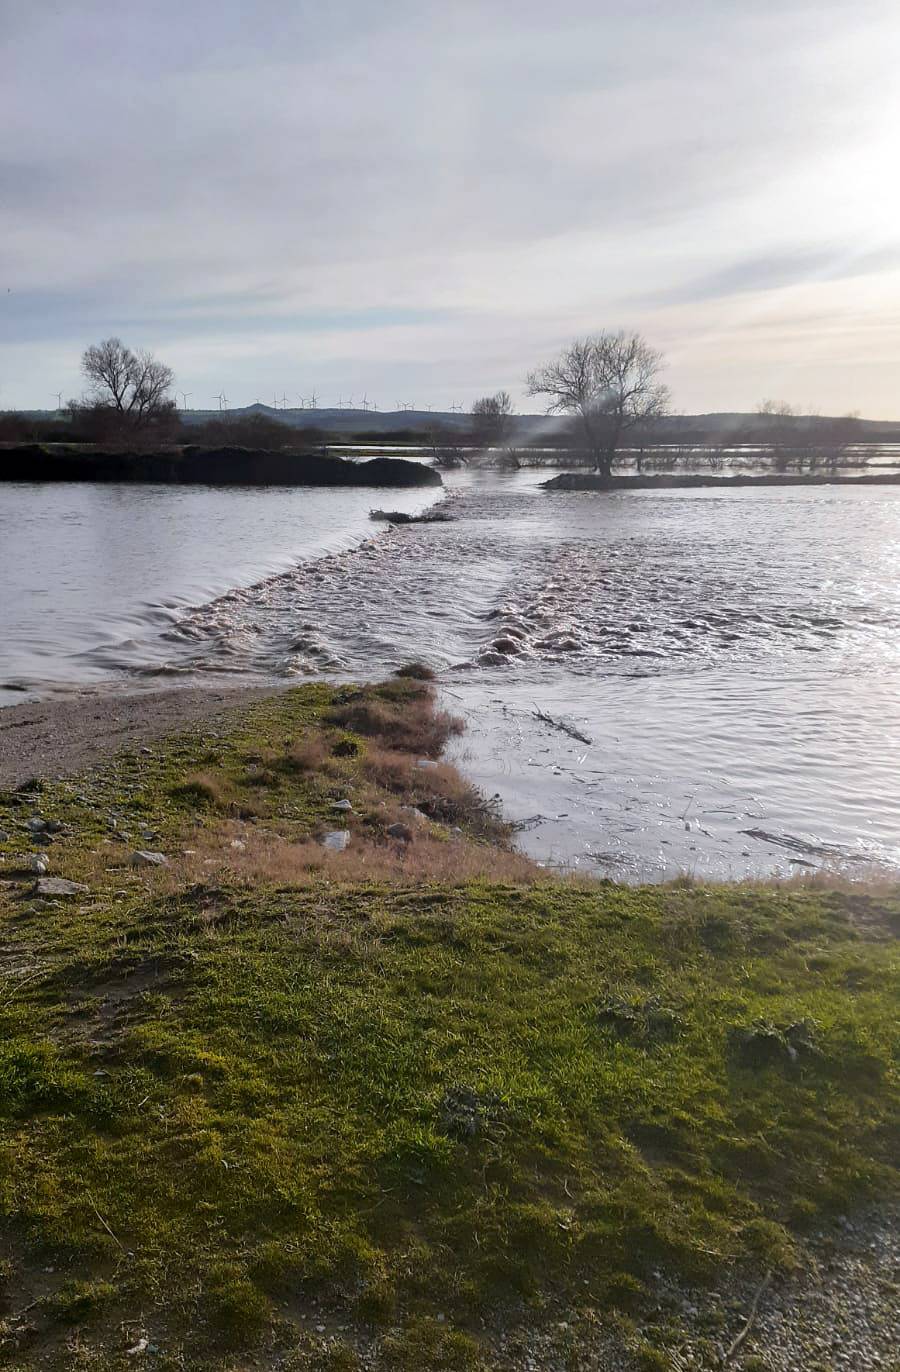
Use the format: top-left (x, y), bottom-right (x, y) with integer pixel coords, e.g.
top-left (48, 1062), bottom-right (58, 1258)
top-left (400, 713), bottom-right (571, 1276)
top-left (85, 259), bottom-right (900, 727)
top-left (3, 1), bottom-right (900, 417)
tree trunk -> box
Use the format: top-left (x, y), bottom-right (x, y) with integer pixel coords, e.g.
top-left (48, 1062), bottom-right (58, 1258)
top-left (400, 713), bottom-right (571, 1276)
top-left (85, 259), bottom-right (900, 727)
top-left (591, 446), bottom-right (613, 481)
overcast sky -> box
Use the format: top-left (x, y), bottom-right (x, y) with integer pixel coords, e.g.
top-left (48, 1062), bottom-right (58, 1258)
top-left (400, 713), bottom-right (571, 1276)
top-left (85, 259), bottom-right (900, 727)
top-left (3, 0), bottom-right (900, 415)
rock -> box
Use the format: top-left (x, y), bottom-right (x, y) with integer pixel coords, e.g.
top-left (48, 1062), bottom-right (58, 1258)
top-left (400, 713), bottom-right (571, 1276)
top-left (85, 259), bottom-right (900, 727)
top-left (26, 817), bottom-right (47, 832)
top-left (331, 799), bottom-right (354, 811)
top-left (29, 854), bottom-right (50, 874)
top-left (45, 819), bottom-right (63, 834)
top-left (131, 850), bottom-right (168, 868)
top-left (416, 758), bottom-right (438, 770)
top-left (0, 831), bottom-right (9, 843)
top-left (35, 877), bottom-right (88, 897)
top-left (386, 822), bottom-right (413, 842)
top-left (322, 830), bottom-right (351, 852)
top-left (229, 839), bottom-right (246, 850)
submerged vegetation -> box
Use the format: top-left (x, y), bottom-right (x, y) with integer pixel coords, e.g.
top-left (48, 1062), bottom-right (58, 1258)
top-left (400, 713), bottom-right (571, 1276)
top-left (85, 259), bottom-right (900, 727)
top-left (0, 680), bottom-right (896, 1368)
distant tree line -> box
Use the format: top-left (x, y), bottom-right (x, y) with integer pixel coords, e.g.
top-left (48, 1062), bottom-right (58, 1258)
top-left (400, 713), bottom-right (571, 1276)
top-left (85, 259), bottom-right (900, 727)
top-left (0, 333), bottom-right (884, 476)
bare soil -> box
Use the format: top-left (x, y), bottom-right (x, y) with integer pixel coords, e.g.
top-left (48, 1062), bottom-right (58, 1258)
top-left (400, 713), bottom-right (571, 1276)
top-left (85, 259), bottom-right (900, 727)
top-left (0, 685), bottom-right (279, 788)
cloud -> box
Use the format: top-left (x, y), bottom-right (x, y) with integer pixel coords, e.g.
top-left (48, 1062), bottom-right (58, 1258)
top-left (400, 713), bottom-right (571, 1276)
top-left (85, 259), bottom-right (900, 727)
top-left (3, 0), bottom-right (900, 414)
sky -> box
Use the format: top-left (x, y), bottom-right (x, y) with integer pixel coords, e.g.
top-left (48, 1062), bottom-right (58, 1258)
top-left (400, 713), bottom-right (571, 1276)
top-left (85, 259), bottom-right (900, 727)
top-left (2, 0), bottom-right (900, 417)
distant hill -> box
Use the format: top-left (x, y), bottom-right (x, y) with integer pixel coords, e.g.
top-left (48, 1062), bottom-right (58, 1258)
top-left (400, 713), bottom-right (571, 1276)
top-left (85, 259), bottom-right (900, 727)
top-left (7, 404), bottom-right (900, 444)
top-left (179, 404), bottom-right (476, 435)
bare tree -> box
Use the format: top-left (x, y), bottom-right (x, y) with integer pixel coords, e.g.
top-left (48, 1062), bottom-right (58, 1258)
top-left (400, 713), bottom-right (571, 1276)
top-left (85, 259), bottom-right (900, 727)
top-left (78, 337), bottom-right (175, 427)
top-left (756, 399), bottom-right (796, 419)
top-left (526, 332), bottom-right (669, 478)
top-left (756, 400), bottom-right (800, 472)
top-left (471, 390), bottom-right (513, 448)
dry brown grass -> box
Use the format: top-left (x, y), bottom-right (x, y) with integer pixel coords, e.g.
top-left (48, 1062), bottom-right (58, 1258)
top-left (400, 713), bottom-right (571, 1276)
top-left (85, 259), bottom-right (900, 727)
top-left (393, 661), bottom-right (437, 680)
top-left (277, 735), bottom-right (332, 774)
top-left (327, 689), bottom-right (463, 758)
top-left (361, 745), bottom-right (501, 835)
top-left (173, 819), bottom-right (542, 887)
top-left (168, 771), bottom-right (232, 809)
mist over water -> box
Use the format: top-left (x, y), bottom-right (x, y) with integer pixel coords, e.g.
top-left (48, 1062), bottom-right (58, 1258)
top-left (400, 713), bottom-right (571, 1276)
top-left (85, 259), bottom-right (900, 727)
top-left (2, 472), bottom-right (899, 880)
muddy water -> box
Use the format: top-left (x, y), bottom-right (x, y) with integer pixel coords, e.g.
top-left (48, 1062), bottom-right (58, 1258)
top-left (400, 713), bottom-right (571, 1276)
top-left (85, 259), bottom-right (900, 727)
top-left (2, 471), bottom-right (899, 879)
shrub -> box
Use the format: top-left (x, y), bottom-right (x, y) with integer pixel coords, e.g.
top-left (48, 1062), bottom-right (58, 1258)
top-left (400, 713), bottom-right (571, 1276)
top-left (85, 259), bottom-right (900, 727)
top-left (394, 661), bottom-right (437, 680)
top-left (169, 772), bottom-right (229, 808)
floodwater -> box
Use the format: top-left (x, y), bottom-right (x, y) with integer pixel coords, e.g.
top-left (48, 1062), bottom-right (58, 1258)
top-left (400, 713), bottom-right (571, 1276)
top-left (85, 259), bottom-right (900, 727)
top-left (2, 471), bottom-right (899, 881)
top-left (0, 481), bottom-right (437, 693)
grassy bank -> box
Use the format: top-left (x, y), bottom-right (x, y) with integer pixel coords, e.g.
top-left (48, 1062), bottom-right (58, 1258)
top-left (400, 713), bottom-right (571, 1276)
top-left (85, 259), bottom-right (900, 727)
top-left (0, 680), bottom-right (897, 1370)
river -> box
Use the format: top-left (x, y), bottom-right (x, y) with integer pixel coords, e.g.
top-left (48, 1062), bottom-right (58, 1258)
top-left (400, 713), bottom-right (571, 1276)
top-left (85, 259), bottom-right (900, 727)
top-left (2, 472), bottom-right (898, 881)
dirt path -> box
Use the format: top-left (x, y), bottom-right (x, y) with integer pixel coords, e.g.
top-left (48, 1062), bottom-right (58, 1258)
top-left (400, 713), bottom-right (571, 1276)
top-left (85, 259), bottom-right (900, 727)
top-left (0, 685), bottom-right (279, 788)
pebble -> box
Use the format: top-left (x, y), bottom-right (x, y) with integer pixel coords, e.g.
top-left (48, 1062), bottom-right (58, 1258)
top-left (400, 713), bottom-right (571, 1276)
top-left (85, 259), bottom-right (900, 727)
top-left (28, 854), bottom-right (50, 874)
top-left (26, 817), bottom-right (47, 832)
top-left (332, 799), bottom-right (354, 811)
top-left (322, 830), bottom-right (351, 852)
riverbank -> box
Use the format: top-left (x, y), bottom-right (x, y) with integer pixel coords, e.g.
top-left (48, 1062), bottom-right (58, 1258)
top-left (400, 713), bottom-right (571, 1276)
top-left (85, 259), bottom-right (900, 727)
top-left (0, 445), bottom-right (442, 487)
top-left (0, 678), bottom-right (896, 1369)
top-left (542, 470), bottom-right (900, 490)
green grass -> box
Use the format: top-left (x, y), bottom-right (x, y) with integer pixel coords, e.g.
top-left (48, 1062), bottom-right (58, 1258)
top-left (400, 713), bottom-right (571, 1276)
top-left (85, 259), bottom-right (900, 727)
top-left (0, 683), bottom-right (897, 1369)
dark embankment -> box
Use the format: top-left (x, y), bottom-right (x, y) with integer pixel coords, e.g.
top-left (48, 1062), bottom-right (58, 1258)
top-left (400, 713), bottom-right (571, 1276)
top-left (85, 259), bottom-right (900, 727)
top-left (543, 470), bottom-right (900, 491)
top-left (0, 443), bottom-right (442, 488)
top-left (0, 679), bottom-right (897, 1368)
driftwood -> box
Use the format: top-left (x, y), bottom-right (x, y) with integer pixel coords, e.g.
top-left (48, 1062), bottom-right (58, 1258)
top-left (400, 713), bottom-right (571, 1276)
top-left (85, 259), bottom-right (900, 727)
top-left (721, 1270), bottom-right (773, 1366)
top-left (532, 706), bottom-right (593, 746)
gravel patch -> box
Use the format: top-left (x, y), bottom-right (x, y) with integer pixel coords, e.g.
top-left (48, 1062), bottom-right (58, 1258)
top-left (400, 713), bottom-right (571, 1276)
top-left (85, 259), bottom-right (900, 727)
top-left (0, 684), bottom-right (278, 788)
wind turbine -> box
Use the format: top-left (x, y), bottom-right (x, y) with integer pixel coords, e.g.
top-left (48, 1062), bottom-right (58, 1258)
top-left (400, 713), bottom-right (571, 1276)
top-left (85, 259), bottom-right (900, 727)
top-left (360, 393), bottom-right (370, 412)
top-left (212, 393), bottom-right (224, 411)
top-left (220, 393), bottom-right (229, 411)
top-left (450, 402), bottom-right (462, 413)
top-left (179, 391), bottom-right (191, 411)
top-left (309, 391), bottom-right (318, 408)
top-left (52, 391), bottom-right (63, 411)
top-left (280, 392), bottom-right (290, 410)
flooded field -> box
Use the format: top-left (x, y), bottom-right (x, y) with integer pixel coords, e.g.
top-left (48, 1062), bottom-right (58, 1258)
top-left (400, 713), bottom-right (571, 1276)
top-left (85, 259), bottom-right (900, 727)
top-left (2, 472), bottom-right (898, 880)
